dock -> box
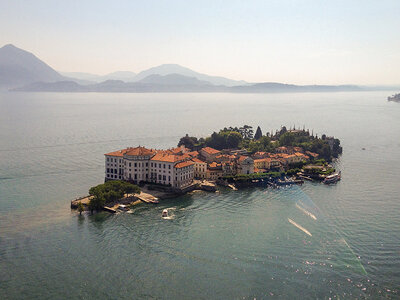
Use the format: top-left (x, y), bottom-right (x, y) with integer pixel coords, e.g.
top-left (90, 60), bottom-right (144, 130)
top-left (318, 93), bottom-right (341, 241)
top-left (136, 192), bottom-right (159, 203)
top-left (200, 181), bottom-right (217, 192)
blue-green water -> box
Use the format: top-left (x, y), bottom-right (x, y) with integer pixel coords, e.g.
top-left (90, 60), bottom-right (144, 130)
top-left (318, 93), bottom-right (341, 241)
top-left (0, 91), bottom-right (399, 299)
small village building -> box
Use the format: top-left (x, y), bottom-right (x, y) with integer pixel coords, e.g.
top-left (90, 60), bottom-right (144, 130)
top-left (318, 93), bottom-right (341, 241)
top-left (237, 156), bottom-right (255, 174)
top-left (200, 147), bottom-right (221, 162)
top-left (174, 161), bottom-right (195, 188)
top-left (254, 158), bottom-right (271, 171)
top-left (191, 157), bottom-right (207, 179)
top-left (222, 161), bottom-right (236, 176)
top-left (206, 162), bottom-right (223, 180)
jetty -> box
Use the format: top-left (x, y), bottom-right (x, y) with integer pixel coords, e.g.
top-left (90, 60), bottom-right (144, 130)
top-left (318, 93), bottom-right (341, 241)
top-left (136, 192), bottom-right (159, 204)
top-left (200, 181), bottom-right (217, 192)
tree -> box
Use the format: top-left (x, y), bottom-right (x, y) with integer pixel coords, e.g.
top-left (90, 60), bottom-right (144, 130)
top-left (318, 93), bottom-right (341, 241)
top-left (254, 126), bottom-right (262, 140)
top-left (225, 131), bottom-right (242, 148)
top-left (239, 125), bottom-right (254, 140)
top-left (88, 180), bottom-right (140, 212)
top-left (279, 126), bottom-right (287, 136)
top-left (77, 201), bottom-right (84, 215)
top-left (279, 132), bottom-right (295, 146)
top-left (178, 134), bottom-right (198, 149)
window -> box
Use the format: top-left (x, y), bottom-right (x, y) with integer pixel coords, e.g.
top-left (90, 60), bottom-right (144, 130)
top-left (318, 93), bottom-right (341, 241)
top-left (107, 168), bottom-right (109, 173)
top-left (129, 162), bottom-right (131, 167)
top-left (159, 164), bottom-right (161, 168)
top-left (168, 176), bottom-right (171, 181)
top-left (151, 163), bottom-right (153, 167)
top-left (146, 162), bottom-right (148, 167)
top-left (163, 164), bottom-right (166, 169)
top-left (163, 175), bottom-right (166, 180)
top-left (134, 163), bottom-right (137, 167)
top-left (107, 157), bottom-right (109, 162)
top-left (158, 175), bottom-right (161, 180)
top-left (134, 174), bottom-right (137, 179)
top-left (169, 165), bottom-right (171, 169)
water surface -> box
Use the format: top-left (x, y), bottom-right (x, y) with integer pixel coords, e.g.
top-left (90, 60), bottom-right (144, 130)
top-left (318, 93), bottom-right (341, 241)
top-left (0, 91), bottom-right (399, 298)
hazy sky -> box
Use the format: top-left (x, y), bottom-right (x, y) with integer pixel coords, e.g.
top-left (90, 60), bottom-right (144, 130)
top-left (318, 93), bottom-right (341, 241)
top-left (1, 0), bottom-right (399, 85)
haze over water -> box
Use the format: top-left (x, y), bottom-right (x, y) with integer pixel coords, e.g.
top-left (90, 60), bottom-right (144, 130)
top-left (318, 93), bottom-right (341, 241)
top-left (0, 91), bottom-right (399, 298)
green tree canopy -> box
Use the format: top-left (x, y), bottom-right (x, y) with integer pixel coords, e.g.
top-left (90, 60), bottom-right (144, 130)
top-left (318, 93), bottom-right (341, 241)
top-left (177, 134), bottom-right (198, 150)
top-left (88, 181), bottom-right (140, 211)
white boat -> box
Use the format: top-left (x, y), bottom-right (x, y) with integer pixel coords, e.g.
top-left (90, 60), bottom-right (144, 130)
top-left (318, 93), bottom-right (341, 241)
top-left (161, 209), bottom-right (168, 218)
top-left (323, 171), bottom-right (341, 184)
top-left (118, 204), bottom-right (129, 211)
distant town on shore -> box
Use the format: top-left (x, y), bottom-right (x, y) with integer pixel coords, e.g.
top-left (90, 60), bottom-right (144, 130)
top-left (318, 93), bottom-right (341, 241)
top-left (388, 93), bottom-right (400, 102)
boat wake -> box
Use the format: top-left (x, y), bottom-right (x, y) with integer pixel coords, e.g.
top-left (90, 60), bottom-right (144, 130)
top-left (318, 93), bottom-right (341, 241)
top-left (288, 218), bottom-right (313, 236)
top-left (295, 203), bottom-right (317, 220)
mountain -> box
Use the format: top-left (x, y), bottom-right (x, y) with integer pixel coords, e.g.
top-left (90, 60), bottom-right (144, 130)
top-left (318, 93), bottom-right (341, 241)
top-left (4, 44), bottom-right (393, 93)
top-left (60, 71), bottom-right (137, 83)
top-left (0, 44), bottom-right (68, 88)
top-left (138, 73), bottom-right (213, 86)
top-left (133, 64), bottom-right (248, 86)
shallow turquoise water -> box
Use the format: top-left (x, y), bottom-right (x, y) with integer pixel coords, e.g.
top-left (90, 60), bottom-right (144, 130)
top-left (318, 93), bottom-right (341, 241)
top-left (0, 91), bottom-right (399, 299)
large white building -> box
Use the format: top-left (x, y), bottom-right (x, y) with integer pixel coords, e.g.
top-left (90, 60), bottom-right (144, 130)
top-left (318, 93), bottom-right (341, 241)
top-left (105, 146), bottom-right (195, 189)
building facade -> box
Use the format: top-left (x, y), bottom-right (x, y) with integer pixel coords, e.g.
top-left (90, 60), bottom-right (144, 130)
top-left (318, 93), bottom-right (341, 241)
top-left (105, 146), bottom-right (194, 190)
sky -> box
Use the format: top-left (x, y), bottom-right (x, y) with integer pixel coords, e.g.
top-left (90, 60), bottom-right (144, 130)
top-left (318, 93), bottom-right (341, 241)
top-left (1, 0), bottom-right (400, 85)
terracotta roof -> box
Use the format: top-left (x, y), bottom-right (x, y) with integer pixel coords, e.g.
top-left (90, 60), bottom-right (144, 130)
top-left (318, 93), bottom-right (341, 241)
top-left (294, 152), bottom-right (307, 157)
top-left (254, 151), bottom-right (268, 156)
top-left (151, 153), bottom-right (186, 163)
top-left (254, 158), bottom-right (272, 163)
top-left (306, 151), bottom-right (319, 158)
top-left (187, 151), bottom-right (199, 157)
top-left (174, 161), bottom-right (194, 169)
top-left (238, 155), bottom-right (251, 162)
top-left (105, 148), bottom-right (129, 157)
top-left (191, 157), bottom-right (206, 164)
top-left (208, 162), bottom-right (222, 168)
top-left (125, 146), bottom-right (156, 156)
top-left (201, 147), bottom-right (220, 155)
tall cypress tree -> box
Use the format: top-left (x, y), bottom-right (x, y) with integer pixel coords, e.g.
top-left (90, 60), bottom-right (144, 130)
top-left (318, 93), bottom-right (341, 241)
top-left (254, 126), bottom-right (262, 140)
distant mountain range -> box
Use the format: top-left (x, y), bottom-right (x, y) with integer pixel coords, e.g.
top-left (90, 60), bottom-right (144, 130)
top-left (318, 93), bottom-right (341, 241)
top-left (60, 71), bottom-right (137, 83)
top-left (1, 44), bottom-right (399, 93)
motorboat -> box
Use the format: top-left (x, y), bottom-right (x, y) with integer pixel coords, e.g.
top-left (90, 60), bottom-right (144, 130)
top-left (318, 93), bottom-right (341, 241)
top-left (118, 204), bottom-right (129, 211)
top-left (323, 171), bottom-right (341, 184)
top-left (161, 209), bottom-right (168, 218)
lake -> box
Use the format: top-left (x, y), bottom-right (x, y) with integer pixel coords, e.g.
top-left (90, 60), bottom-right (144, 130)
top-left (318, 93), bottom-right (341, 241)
top-left (0, 91), bottom-right (399, 299)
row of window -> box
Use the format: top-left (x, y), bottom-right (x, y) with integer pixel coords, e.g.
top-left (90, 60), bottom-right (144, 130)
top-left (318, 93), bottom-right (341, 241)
top-left (107, 174), bottom-right (122, 179)
top-left (106, 157), bottom-right (123, 163)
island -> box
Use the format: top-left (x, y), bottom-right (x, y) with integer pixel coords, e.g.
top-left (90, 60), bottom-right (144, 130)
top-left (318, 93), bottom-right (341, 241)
top-left (388, 93), bottom-right (400, 102)
top-left (71, 125), bottom-right (342, 213)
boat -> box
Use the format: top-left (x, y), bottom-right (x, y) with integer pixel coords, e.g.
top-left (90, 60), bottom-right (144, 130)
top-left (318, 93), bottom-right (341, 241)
top-left (161, 209), bottom-right (168, 218)
top-left (323, 171), bottom-right (341, 184)
top-left (118, 204), bottom-right (129, 211)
